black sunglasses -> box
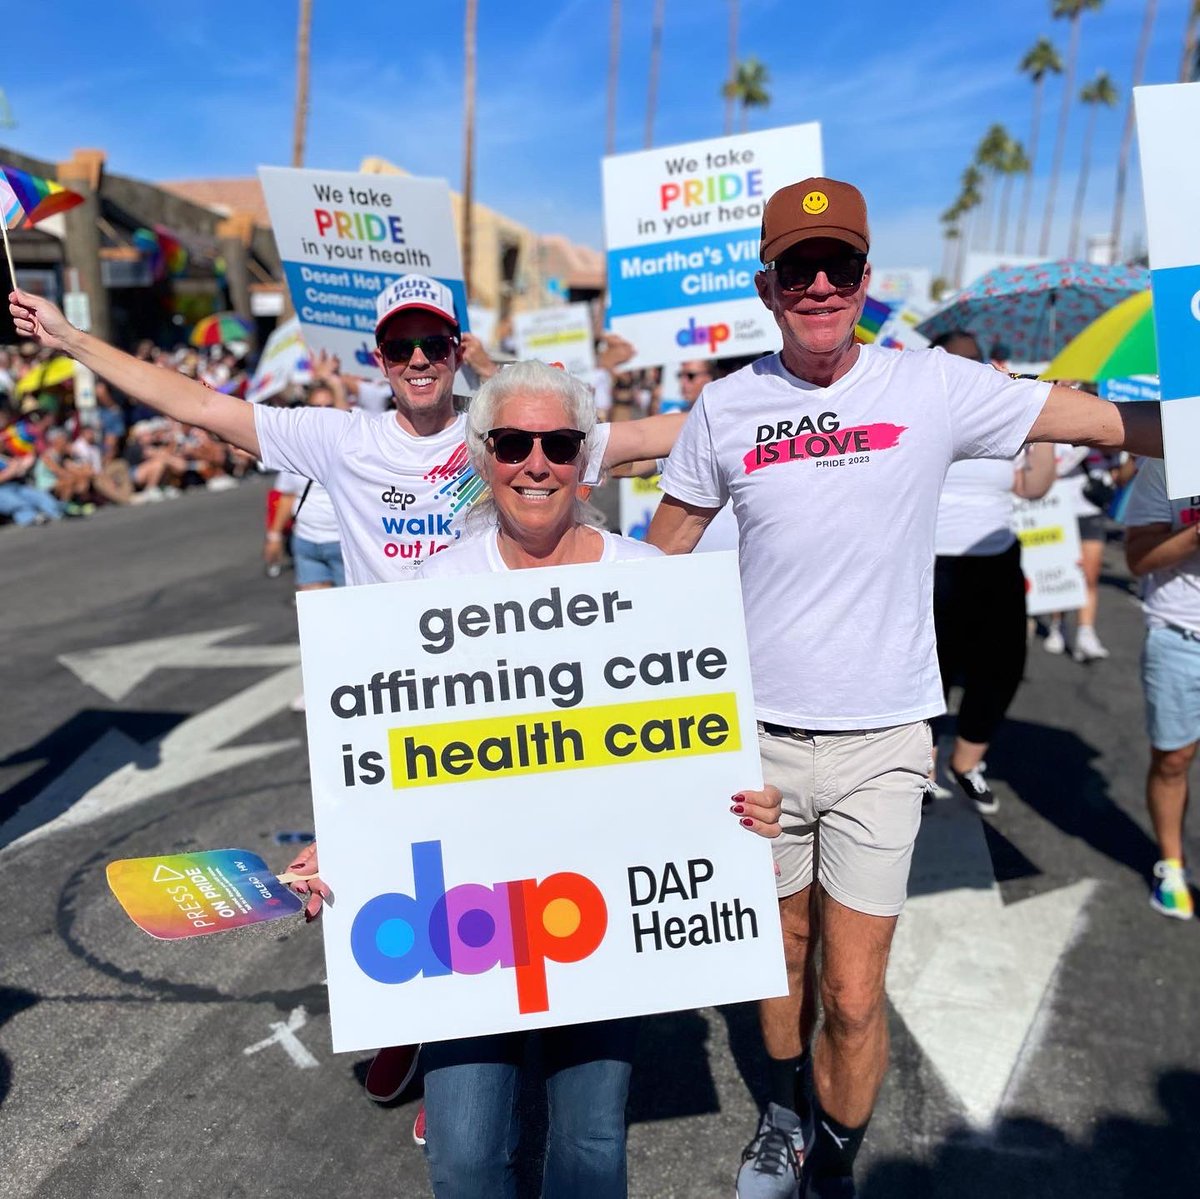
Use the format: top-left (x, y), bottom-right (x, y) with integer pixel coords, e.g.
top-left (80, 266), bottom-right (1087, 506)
top-left (487, 427), bottom-right (587, 465)
top-left (377, 334), bottom-right (458, 365)
top-left (768, 253), bottom-right (867, 293)
top-left (677, 369), bottom-right (710, 381)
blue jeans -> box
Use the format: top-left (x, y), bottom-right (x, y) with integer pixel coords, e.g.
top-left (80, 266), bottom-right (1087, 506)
top-left (0, 483), bottom-right (63, 525)
top-left (422, 1018), bottom-right (638, 1199)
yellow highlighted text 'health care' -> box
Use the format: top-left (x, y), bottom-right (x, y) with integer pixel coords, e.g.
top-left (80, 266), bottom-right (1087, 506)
top-left (1018, 526), bottom-right (1064, 548)
top-left (388, 693), bottom-right (740, 788)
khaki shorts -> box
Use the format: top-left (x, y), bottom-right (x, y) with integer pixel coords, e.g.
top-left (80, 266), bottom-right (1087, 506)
top-left (758, 720), bottom-right (932, 917)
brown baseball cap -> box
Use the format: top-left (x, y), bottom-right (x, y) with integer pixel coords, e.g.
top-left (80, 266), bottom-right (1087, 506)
top-left (760, 177), bottom-right (870, 262)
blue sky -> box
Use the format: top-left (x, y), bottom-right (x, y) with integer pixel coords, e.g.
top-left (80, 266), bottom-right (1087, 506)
top-left (3, 0), bottom-right (1187, 275)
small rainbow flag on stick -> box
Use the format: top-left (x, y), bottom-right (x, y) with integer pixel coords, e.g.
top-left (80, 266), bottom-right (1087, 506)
top-left (854, 296), bottom-right (893, 345)
top-left (1, 165), bottom-right (85, 227)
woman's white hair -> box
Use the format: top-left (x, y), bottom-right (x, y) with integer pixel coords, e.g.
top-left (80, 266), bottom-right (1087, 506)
top-left (463, 360), bottom-right (604, 529)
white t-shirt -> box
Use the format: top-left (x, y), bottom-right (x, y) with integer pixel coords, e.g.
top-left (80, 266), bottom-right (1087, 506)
top-left (1123, 458), bottom-right (1200, 634)
top-left (418, 526), bottom-right (662, 578)
top-left (254, 407), bottom-right (606, 587)
top-left (353, 380), bottom-right (394, 414)
top-left (275, 470), bottom-right (340, 544)
top-left (660, 345), bottom-right (1050, 730)
top-left (934, 457), bottom-right (1018, 557)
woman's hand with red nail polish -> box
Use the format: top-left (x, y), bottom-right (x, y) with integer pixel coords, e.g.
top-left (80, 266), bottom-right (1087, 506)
top-left (728, 785), bottom-right (782, 839)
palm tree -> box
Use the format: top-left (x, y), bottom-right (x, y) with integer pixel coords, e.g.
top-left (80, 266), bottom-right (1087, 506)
top-left (997, 140), bottom-right (1031, 254)
top-left (292, 0), bottom-right (312, 167)
top-left (955, 168), bottom-right (984, 285)
top-left (724, 0), bottom-right (739, 136)
top-left (606, 0), bottom-right (621, 155)
top-left (1112, 0), bottom-right (1157, 261)
top-left (1040, 0), bottom-right (1105, 257)
top-left (975, 124), bottom-right (1012, 251)
top-left (939, 205), bottom-right (963, 283)
top-left (722, 57), bottom-right (771, 133)
top-left (1068, 71), bottom-right (1118, 259)
top-left (645, 0), bottom-right (666, 148)
top-left (461, 0), bottom-right (477, 301)
top-left (1181, 0), bottom-right (1200, 80)
top-left (1016, 36), bottom-right (1063, 253)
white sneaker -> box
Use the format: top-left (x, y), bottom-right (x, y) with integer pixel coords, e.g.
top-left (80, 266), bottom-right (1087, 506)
top-left (1073, 625), bottom-right (1109, 662)
top-left (1043, 625), bottom-right (1066, 655)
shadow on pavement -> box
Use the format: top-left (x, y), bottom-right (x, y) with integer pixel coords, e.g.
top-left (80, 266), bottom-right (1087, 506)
top-left (0, 985), bottom-right (40, 1109)
top-left (0, 707), bottom-right (183, 835)
top-left (989, 718), bottom-right (1159, 881)
top-left (861, 1069), bottom-right (1200, 1198)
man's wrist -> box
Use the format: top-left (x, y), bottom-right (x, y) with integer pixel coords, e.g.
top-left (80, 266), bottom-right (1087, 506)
top-left (265, 531), bottom-right (284, 542)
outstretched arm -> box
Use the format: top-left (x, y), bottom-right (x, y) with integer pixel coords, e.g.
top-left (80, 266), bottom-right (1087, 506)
top-left (1027, 386), bottom-right (1162, 458)
top-left (9, 290), bottom-right (260, 456)
top-left (646, 493), bottom-right (719, 554)
top-left (602, 412), bottom-right (686, 469)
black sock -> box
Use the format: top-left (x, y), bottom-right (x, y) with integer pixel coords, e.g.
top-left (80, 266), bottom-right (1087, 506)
top-left (811, 1105), bottom-right (869, 1178)
top-left (793, 1049), bottom-right (814, 1123)
top-left (767, 1053), bottom-right (806, 1111)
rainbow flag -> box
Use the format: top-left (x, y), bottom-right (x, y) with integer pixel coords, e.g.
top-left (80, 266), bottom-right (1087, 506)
top-left (1, 165), bottom-right (84, 227)
top-left (0, 174), bottom-right (23, 229)
top-left (854, 296), bottom-right (892, 344)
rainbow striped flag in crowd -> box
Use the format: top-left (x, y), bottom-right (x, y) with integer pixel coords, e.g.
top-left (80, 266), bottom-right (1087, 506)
top-left (854, 296), bottom-right (893, 344)
top-left (0, 165), bottom-right (84, 227)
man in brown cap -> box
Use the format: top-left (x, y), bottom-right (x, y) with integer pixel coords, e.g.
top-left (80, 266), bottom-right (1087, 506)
top-left (649, 176), bottom-right (1164, 1197)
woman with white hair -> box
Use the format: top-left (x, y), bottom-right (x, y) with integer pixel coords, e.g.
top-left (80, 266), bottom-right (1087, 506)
top-left (327, 360), bottom-right (781, 1197)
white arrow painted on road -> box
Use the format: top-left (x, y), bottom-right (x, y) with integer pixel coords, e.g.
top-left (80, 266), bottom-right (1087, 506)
top-left (0, 630), bottom-right (305, 856)
top-left (887, 797), bottom-right (1094, 1130)
top-left (59, 625), bottom-right (299, 702)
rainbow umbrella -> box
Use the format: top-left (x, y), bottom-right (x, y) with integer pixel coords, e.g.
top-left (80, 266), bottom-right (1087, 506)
top-left (1, 165), bottom-right (85, 227)
top-left (1040, 290), bottom-right (1155, 381)
top-left (190, 312), bottom-right (253, 347)
top-left (916, 260), bottom-right (1149, 362)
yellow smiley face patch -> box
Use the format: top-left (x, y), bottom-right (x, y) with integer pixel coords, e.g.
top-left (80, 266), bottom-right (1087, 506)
top-left (802, 191), bottom-right (829, 215)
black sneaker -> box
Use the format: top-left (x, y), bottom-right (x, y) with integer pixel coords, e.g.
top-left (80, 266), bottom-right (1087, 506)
top-left (952, 765), bottom-right (998, 815)
top-left (735, 1103), bottom-right (810, 1199)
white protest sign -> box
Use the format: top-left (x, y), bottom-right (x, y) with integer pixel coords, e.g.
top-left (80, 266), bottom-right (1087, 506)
top-left (246, 316), bottom-right (309, 404)
top-left (260, 166), bottom-right (466, 379)
top-left (603, 123), bottom-right (823, 368)
top-left (467, 304), bottom-right (499, 351)
top-left (619, 475), bottom-right (664, 540)
top-left (1136, 83), bottom-right (1200, 498)
top-left (513, 303), bottom-right (596, 377)
top-left (297, 552), bottom-right (786, 1051)
top-left (1014, 483), bottom-right (1087, 616)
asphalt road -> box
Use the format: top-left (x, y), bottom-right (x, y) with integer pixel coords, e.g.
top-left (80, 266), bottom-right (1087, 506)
top-left (1, 477), bottom-right (1197, 1199)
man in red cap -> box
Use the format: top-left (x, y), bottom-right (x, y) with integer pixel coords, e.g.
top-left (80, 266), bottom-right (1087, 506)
top-left (649, 177), bottom-right (1164, 1197)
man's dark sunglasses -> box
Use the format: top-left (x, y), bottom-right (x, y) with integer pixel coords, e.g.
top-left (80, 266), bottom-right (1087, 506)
top-left (768, 252), bottom-right (867, 293)
top-left (487, 427), bottom-right (587, 465)
top-left (677, 369), bottom-right (711, 381)
top-left (377, 334), bottom-right (458, 365)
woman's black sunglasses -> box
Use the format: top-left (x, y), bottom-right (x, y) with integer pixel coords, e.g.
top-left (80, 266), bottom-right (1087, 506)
top-left (377, 334), bottom-right (458, 365)
top-left (487, 427), bottom-right (587, 465)
top-left (768, 253), bottom-right (867, 293)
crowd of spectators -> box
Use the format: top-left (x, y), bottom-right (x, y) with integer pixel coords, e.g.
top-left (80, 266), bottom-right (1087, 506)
top-left (0, 340), bottom-right (256, 528)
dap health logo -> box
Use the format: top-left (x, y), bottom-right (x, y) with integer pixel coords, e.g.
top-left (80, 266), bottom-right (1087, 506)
top-left (351, 840), bottom-right (608, 1014)
top-left (676, 315), bottom-right (730, 354)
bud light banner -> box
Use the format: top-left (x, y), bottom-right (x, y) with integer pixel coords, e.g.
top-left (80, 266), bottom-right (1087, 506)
top-left (1136, 84), bottom-right (1200, 498)
top-left (296, 553), bottom-right (786, 1051)
top-left (602, 123), bottom-right (822, 368)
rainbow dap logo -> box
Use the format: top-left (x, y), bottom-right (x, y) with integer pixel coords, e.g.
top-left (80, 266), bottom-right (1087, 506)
top-left (676, 316), bottom-right (730, 354)
top-left (350, 840), bottom-right (608, 1014)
